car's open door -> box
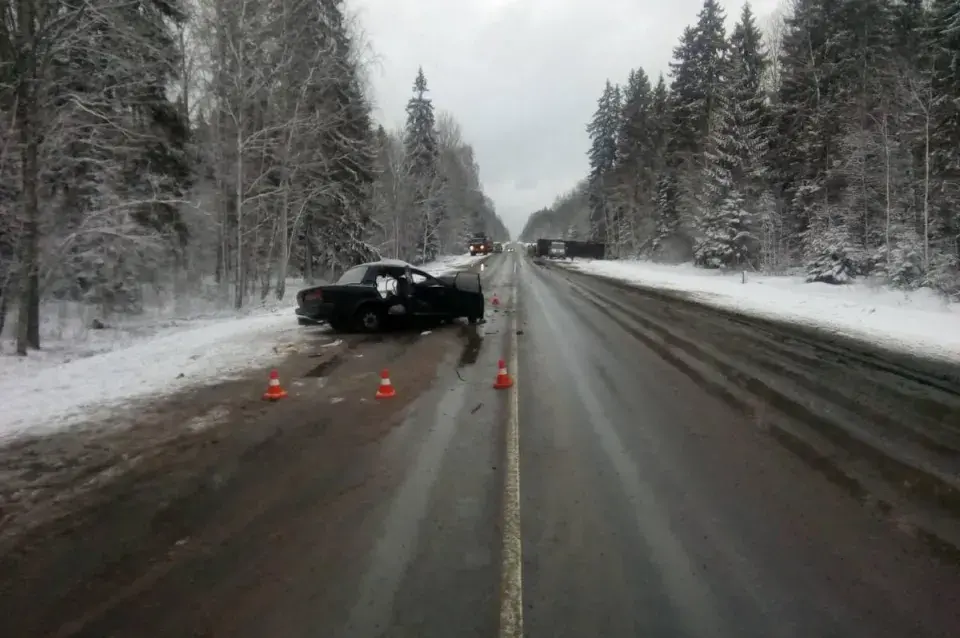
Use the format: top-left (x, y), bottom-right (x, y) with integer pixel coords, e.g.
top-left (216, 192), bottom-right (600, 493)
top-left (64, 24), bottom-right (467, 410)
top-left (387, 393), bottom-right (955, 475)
top-left (453, 271), bottom-right (484, 320)
top-left (454, 271), bottom-right (481, 294)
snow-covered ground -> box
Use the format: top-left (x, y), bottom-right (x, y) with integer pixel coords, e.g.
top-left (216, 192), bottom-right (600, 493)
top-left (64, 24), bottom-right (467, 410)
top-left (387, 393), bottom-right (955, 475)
top-left (419, 253), bottom-right (488, 274)
top-left (0, 253), bottom-right (487, 440)
top-left (562, 258), bottom-right (960, 362)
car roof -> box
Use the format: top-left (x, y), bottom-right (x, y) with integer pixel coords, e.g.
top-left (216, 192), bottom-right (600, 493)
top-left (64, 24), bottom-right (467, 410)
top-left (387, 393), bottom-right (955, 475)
top-left (366, 258), bottom-right (412, 267)
top-left (357, 259), bottom-right (435, 273)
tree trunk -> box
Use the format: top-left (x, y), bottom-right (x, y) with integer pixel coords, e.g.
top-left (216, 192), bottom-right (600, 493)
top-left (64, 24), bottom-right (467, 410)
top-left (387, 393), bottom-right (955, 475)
top-left (882, 116), bottom-right (891, 267)
top-left (304, 216), bottom-right (314, 282)
top-left (234, 124), bottom-right (243, 310)
top-left (923, 106), bottom-right (930, 270)
top-left (276, 199), bottom-right (288, 300)
top-left (16, 0), bottom-right (41, 354)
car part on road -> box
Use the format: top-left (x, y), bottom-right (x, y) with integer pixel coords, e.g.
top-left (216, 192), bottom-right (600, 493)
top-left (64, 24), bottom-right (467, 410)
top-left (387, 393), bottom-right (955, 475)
top-left (375, 369), bottom-right (395, 399)
top-left (262, 370), bottom-right (288, 401)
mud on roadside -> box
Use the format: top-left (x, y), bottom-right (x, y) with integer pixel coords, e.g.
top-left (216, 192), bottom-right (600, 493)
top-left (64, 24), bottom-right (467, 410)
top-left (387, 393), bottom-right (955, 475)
top-left (0, 322), bottom-right (470, 551)
top-left (0, 319), bottom-right (486, 637)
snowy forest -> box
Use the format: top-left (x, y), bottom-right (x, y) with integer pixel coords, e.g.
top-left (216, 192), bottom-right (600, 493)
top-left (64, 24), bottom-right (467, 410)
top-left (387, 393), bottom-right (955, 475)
top-left (0, 0), bottom-right (507, 356)
top-left (520, 0), bottom-right (960, 297)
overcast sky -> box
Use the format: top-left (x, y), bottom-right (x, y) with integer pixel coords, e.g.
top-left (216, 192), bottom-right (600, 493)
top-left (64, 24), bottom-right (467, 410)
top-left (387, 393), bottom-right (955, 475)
top-left (350, 0), bottom-right (783, 238)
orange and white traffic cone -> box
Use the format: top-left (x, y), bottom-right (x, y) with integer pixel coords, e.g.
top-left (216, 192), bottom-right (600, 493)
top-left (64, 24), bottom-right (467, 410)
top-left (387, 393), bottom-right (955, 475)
top-left (493, 358), bottom-right (513, 389)
top-left (262, 369), bottom-right (288, 401)
top-left (375, 368), bottom-right (396, 399)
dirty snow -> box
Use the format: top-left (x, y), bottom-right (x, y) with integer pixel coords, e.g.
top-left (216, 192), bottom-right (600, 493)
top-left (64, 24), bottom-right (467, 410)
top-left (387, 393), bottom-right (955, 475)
top-left (419, 253), bottom-right (489, 275)
top-left (0, 308), bottom-right (304, 439)
top-left (0, 253), bottom-right (486, 439)
top-left (563, 258), bottom-right (960, 362)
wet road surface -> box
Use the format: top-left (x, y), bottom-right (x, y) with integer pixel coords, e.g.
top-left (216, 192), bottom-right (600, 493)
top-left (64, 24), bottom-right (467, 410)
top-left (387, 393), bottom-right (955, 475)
top-left (3, 249), bottom-right (960, 637)
top-left (518, 255), bottom-right (960, 637)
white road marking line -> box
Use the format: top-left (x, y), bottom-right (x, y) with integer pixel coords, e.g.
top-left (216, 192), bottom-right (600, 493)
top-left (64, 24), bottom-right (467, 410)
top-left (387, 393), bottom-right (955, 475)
top-left (498, 263), bottom-right (523, 638)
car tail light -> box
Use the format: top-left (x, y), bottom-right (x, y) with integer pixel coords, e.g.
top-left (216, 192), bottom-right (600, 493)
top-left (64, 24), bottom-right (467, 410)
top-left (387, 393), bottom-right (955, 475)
top-left (303, 290), bottom-right (323, 302)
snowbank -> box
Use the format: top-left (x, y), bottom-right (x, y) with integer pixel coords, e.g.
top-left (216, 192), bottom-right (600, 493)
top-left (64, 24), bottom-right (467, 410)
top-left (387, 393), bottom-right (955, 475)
top-left (562, 259), bottom-right (960, 362)
top-left (0, 307), bottom-right (303, 439)
top-left (419, 253), bottom-right (488, 274)
top-left (0, 253), bottom-right (486, 439)
top-left (0, 276), bottom-right (308, 361)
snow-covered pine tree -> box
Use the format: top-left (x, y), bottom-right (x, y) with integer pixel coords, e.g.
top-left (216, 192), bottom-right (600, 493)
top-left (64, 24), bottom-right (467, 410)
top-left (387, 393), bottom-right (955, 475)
top-left (695, 2), bottom-right (766, 269)
top-left (648, 74), bottom-right (675, 258)
top-left (272, 0), bottom-right (380, 289)
top-left (586, 80), bottom-right (621, 243)
top-left (36, 0), bottom-right (192, 319)
top-left (404, 67), bottom-right (441, 263)
top-left (827, 0), bottom-right (898, 282)
top-left (521, 0), bottom-right (960, 299)
top-left (654, 1), bottom-right (728, 263)
top-left (614, 68), bottom-right (655, 254)
top-left (728, 2), bottom-right (768, 206)
top-left (772, 0), bottom-right (855, 282)
top-left (925, 0), bottom-right (960, 293)
top-left (660, 26), bottom-right (699, 258)
top-left (316, 0), bottom-right (379, 277)
top-left (697, 93), bottom-right (751, 268)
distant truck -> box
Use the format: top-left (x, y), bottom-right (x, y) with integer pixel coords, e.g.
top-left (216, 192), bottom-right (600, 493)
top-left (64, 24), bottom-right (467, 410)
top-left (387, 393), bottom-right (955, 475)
top-left (493, 242), bottom-right (503, 253)
top-left (469, 234), bottom-right (493, 256)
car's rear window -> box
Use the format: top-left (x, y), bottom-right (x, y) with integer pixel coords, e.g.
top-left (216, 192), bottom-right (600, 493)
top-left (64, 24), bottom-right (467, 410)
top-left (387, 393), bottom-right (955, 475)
top-left (336, 266), bottom-right (368, 285)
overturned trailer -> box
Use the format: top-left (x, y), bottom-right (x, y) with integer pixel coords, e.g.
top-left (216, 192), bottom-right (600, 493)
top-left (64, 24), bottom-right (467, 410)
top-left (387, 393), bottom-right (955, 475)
top-left (535, 238), bottom-right (606, 259)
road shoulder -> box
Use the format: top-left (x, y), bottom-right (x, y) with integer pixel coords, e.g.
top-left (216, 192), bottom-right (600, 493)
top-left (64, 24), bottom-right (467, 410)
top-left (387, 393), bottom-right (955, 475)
top-left (0, 322), bottom-right (473, 638)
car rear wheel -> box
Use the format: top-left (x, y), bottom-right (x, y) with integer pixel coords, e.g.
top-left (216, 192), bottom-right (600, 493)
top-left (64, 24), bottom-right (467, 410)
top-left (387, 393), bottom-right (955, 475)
top-left (354, 306), bottom-right (382, 332)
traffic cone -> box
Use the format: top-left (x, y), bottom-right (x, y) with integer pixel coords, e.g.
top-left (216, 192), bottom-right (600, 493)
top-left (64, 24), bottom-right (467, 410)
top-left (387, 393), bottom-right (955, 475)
top-left (493, 359), bottom-right (513, 389)
top-left (262, 369), bottom-right (288, 401)
top-left (492, 293), bottom-right (500, 306)
top-left (375, 368), bottom-right (396, 399)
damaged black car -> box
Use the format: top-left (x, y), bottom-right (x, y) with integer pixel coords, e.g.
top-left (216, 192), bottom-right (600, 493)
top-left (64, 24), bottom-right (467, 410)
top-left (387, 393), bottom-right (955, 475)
top-left (295, 259), bottom-right (485, 332)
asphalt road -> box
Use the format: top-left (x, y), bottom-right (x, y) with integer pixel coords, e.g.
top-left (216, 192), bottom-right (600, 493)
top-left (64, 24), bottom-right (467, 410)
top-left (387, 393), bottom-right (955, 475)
top-left (3, 250), bottom-right (960, 638)
top-left (517, 254), bottom-right (960, 638)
